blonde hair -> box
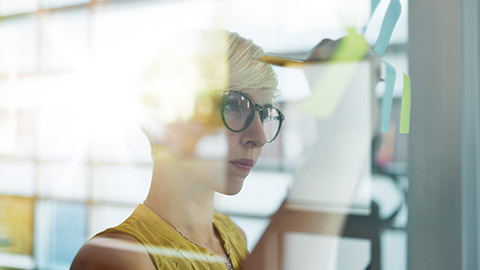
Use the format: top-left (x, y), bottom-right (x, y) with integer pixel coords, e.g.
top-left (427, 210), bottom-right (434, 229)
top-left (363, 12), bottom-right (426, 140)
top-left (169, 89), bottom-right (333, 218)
top-left (226, 31), bottom-right (277, 91)
top-left (139, 30), bottom-right (277, 151)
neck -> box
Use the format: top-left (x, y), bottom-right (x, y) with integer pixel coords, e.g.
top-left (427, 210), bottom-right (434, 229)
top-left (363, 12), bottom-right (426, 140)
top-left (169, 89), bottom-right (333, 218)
top-left (144, 159), bottom-right (217, 246)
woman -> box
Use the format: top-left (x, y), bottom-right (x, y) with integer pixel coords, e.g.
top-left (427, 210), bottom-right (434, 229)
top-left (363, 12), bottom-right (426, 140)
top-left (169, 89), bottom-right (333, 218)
top-left (71, 30), bottom-right (283, 269)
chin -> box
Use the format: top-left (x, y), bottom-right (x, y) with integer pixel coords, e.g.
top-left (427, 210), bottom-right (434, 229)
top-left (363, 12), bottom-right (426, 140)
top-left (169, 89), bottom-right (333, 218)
top-left (216, 176), bottom-right (246, 195)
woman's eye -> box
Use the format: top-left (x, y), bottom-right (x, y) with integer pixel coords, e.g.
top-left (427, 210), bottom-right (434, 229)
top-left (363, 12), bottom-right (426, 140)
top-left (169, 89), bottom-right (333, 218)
top-left (224, 102), bottom-right (239, 112)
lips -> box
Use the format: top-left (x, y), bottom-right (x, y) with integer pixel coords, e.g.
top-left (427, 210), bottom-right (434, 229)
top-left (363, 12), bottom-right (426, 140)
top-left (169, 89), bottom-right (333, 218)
top-left (230, 159), bottom-right (254, 173)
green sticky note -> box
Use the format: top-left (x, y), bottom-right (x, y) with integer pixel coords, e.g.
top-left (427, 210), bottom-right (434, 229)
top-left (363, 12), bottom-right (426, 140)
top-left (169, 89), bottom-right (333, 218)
top-left (299, 28), bottom-right (369, 118)
top-left (399, 73), bottom-right (411, 134)
top-left (331, 28), bottom-right (369, 62)
top-left (299, 63), bottom-right (359, 118)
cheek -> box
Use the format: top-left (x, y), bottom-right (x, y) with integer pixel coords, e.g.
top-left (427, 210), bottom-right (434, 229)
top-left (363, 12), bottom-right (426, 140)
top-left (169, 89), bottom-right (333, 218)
top-left (253, 147), bottom-right (263, 159)
top-left (225, 130), bottom-right (241, 151)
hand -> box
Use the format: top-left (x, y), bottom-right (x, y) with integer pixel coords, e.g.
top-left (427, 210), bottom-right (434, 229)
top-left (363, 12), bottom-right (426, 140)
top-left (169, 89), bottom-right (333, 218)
top-left (307, 38), bottom-right (341, 61)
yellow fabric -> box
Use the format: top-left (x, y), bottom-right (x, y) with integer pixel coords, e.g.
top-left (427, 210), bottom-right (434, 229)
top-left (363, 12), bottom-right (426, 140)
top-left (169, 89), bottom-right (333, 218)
top-left (95, 204), bottom-right (249, 270)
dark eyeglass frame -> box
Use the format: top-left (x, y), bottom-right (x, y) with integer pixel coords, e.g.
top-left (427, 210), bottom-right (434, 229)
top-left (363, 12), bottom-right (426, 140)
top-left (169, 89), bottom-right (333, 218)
top-left (220, 90), bottom-right (285, 143)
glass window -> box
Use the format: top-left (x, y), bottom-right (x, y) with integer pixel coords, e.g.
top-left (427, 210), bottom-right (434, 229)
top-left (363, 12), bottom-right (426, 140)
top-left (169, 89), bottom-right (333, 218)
top-left (39, 8), bottom-right (90, 72)
top-left (0, 161), bottom-right (35, 196)
top-left (40, 0), bottom-right (90, 9)
top-left (0, 0), bottom-right (38, 16)
top-left (92, 165), bottom-right (151, 204)
top-left (91, 127), bottom-right (152, 164)
top-left (0, 110), bottom-right (36, 158)
top-left (0, 16), bottom-right (38, 74)
top-left (88, 204), bottom-right (135, 237)
top-left (0, 195), bottom-right (35, 255)
top-left (34, 200), bottom-right (87, 269)
top-left (38, 162), bottom-right (89, 200)
top-left (215, 171), bottom-right (293, 216)
top-left (283, 233), bottom-right (371, 270)
top-left (229, 216), bottom-right (270, 252)
top-left (36, 103), bottom-right (90, 162)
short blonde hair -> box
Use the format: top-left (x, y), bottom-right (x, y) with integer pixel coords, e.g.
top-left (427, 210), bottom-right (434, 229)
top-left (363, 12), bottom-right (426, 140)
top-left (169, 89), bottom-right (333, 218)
top-left (226, 31), bottom-right (278, 91)
top-left (139, 30), bottom-right (277, 150)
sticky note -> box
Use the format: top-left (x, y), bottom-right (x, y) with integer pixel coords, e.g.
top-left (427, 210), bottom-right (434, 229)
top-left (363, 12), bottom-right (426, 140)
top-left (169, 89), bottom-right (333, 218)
top-left (399, 73), bottom-right (411, 133)
top-left (373, 0), bottom-right (402, 56)
top-left (371, 0), bottom-right (380, 15)
top-left (332, 28), bottom-right (370, 62)
top-left (299, 29), bottom-right (369, 118)
top-left (299, 63), bottom-right (357, 118)
top-left (380, 61), bottom-right (396, 134)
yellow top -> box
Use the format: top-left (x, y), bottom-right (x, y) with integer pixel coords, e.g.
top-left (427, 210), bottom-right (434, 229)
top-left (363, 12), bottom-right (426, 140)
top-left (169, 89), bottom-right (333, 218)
top-left (95, 204), bottom-right (249, 270)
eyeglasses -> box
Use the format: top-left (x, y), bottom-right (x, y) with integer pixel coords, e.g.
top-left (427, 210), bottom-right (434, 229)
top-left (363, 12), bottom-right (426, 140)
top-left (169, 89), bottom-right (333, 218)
top-left (221, 90), bottom-right (285, 143)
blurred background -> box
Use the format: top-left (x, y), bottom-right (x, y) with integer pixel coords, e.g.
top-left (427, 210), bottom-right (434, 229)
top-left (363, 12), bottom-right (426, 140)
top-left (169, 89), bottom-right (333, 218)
top-left (0, 0), bottom-right (413, 269)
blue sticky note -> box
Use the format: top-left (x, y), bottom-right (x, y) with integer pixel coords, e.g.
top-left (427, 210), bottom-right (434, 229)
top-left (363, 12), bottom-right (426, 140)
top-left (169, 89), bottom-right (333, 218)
top-left (380, 61), bottom-right (396, 134)
top-left (374, 0), bottom-right (402, 56)
top-left (371, 0), bottom-right (380, 15)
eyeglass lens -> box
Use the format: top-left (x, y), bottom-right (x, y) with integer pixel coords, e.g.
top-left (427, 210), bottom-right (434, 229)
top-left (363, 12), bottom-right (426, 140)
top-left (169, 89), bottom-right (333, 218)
top-left (262, 107), bottom-right (281, 142)
top-left (222, 91), bottom-right (282, 143)
top-left (223, 93), bottom-right (251, 131)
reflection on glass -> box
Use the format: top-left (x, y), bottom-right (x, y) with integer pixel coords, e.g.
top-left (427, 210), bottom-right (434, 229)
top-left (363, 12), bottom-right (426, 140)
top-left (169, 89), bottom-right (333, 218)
top-left (38, 162), bottom-right (89, 200)
top-left (0, 16), bottom-right (38, 74)
top-left (40, 0), bottom-right (91, 9)
top-left (35, 201), bottom-right (86, 269)
top-left (0, 0), bottom-right (38, 16)
top-left (92, 165), bottom-right (151, 204)
top-left (0, 195), bottom-right (34, 255)
top-left (0, 161), bottom-right (35, 196)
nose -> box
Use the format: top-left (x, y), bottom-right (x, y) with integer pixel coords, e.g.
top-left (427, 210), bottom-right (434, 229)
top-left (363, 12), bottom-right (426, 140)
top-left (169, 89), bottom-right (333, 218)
top-left (240, 112), bottom-right (267, 148)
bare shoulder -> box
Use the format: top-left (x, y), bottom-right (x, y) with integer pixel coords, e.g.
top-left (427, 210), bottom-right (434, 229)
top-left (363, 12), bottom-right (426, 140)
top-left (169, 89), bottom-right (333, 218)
top-left (71, 232), bottom-right (155, 270)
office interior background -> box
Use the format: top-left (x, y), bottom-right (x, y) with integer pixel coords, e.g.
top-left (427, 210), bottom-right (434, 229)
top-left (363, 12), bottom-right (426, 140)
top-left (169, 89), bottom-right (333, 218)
top-left (0, 0), bottom-right (478, 269)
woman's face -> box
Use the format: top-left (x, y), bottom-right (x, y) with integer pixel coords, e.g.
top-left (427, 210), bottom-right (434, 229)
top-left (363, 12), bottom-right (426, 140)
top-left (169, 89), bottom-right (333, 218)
top-left (155, 88), bottom-right (274, 196)
top-left (214, 89), bottom-right (273, 195)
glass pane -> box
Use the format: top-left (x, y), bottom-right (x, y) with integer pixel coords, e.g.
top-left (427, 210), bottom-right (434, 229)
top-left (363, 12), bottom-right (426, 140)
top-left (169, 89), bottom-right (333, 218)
top-left (15, 110), bottom-right (36, 158)
top-left (0, 110), bottom-right (36, 158)
top-left (0, 111), bottom-right (20, 157)
top-left (88, 204), bottom-right (135, 238)
top-left (34, 200), bottom-right (87, 269)
top-left (0, 252), bottom-right (35, 270)
top-left (229, 216), bottom-right (269, 252)
top-left (0, 161), bottom-right (35, 196)
top-left (0, 16), bottom-right (38, 74)
top-left (0, 0), bottom-right (38, 16)
top-left (39, 8), bottom-right (90, 72)
top-left (215, 171), bottom-right (293, 216)
top-left (40, 0), bottom-right (90, 9)
top-left (0, 195), bottom-right (35, 255)
top-left (91, 127), bottom-right (152, 164)
top-left (36, 105), bottom-right (89, 161)
top-left (92, 165), bottom-right (151, 204)
top-left (38, 162), bottom-right (89, 200)
top-left (283, 233), bottom-right (371, 270)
